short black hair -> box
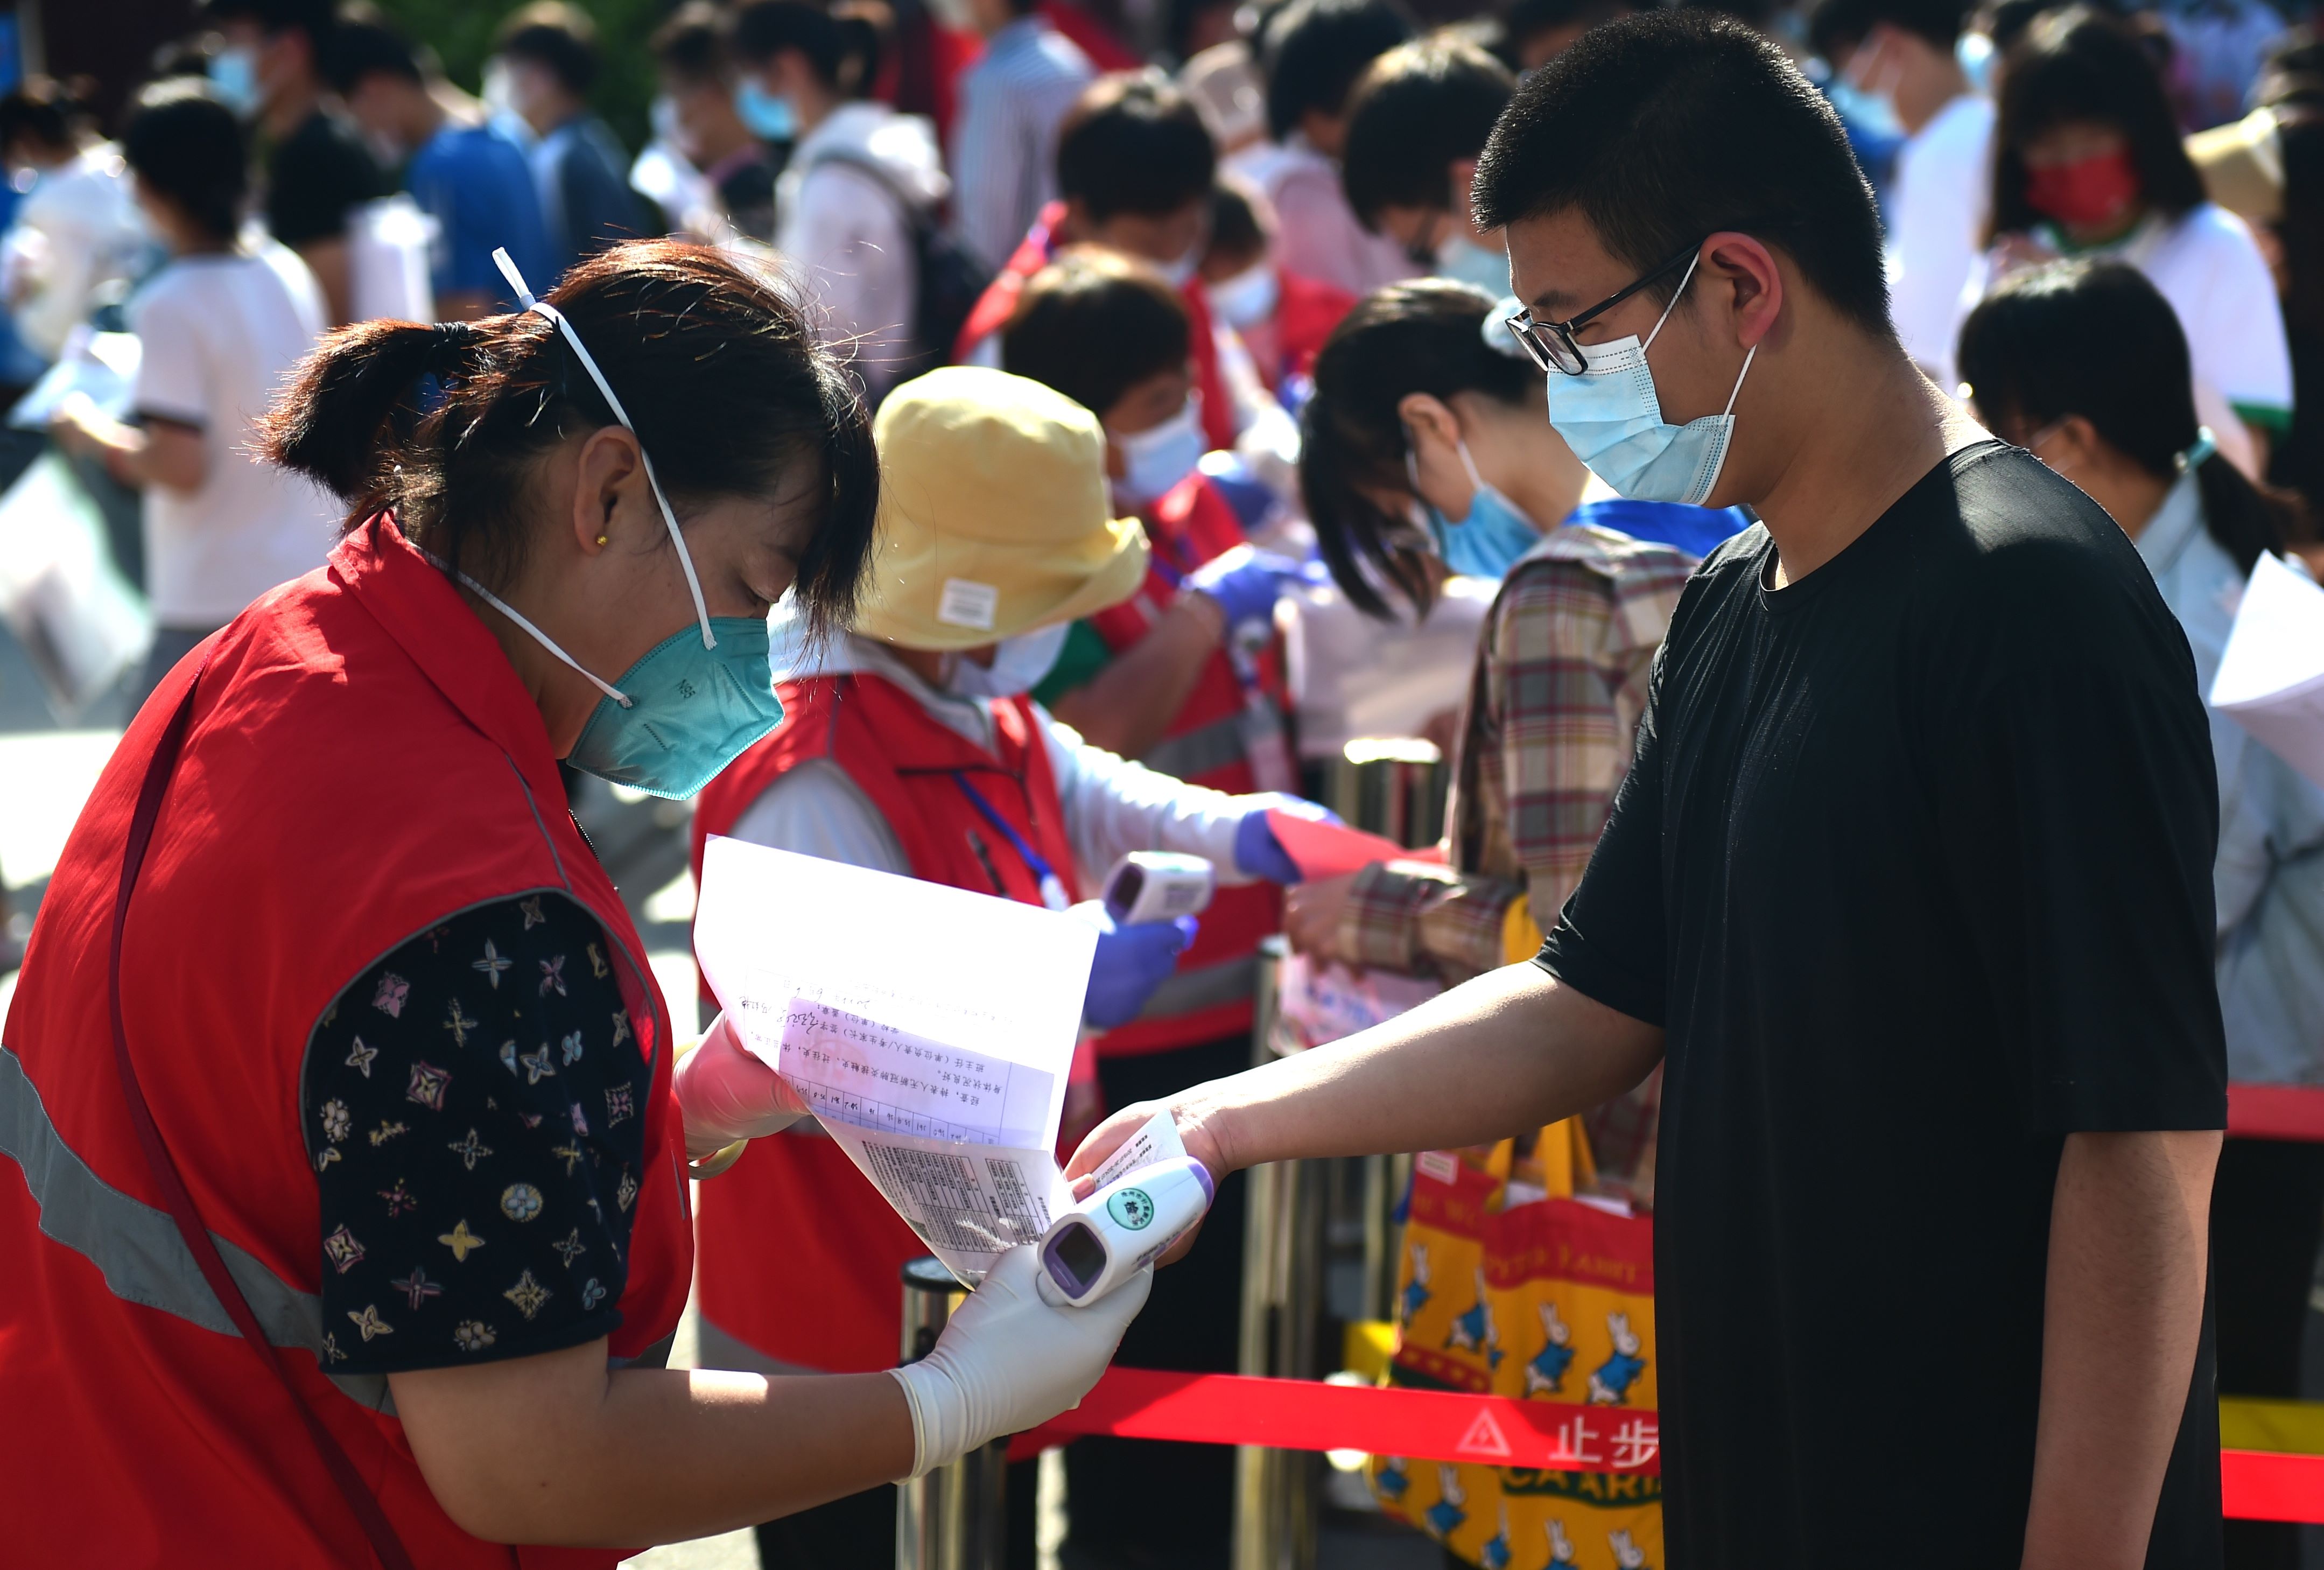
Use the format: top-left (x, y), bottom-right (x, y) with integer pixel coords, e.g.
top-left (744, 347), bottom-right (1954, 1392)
top-left (1989, 7), bottom-right (2205, 242)
top-left (1001, 248), bottom-right (1193, 419)
top-left (495, 2), bottom-right (599, 97)
top-left (1958, 259), bottom-right (2306, 574)
top-left (731, 1), bottom-right (887, 93)
top-left (322, 11), bottom-right (424, 95)
top-left (1806, 0), bottom-right (1965, 54)
top-left (0, 77), bottom-right (78, 154)
top-left (1205, 178), bottom-right (1270, 268)
top-left (1498, 0), bottom-right (1628, 64)
top-left (1260, 0), bottom-right (1414, 142)
top-left (654, 2), bottom-right (732, 87)
top-left (199, 0), bottom-right (335, 44)
top-left (1473, 9), bottom-right (1891, 335)
top-left (122, 81), bottom-right (248, 243)
top-left (1057, 72), bottom-right (1217, 221)
top-left (1342, 36), bottom-right (1514, 225)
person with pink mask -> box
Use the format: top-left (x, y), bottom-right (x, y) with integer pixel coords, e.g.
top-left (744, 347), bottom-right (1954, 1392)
top-left (1967, 6), bottom-right (2291, 470)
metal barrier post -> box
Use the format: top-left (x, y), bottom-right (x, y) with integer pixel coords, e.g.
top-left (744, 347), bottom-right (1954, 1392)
top-left (898, 1257), bottom-right (1008, 1570)
top-left (1233, 940), bottom-right (1322, 1570)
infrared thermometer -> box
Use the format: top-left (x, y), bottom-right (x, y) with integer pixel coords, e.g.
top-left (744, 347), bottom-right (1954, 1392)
top-left (1100, 852), bottom-right (1214, 928)
top-left (1036, 1157), bottom-right (1215, 1308)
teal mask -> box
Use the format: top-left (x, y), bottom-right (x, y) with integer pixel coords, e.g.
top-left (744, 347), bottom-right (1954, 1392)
top-left (464, 249), bottom-right (788, 800)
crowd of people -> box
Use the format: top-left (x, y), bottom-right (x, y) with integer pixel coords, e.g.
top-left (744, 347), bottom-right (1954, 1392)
top-left (2, 0), bottom-right (2322, 1566)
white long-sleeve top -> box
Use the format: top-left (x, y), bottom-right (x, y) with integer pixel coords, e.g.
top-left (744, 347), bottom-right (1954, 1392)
top-left (776, 102), bottom-right (947, 402)
top-left (727, 628), bottom-right (1259, 894)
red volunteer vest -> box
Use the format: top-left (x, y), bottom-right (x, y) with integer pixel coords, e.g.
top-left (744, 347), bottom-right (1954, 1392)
top-left (954, 202), bottom-right (1239, 453)
top-left (1080, 473), bottom-right (1287, 1057)
top-left (0, 516), bottom-right (690, 1570)
top-left (687, 674), bottom-right (1081, 1372)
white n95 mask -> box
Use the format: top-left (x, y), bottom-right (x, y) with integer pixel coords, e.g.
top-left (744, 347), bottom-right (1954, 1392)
top-left (1544, 250), bottom-right (1756, 508)
top-left (945, 622), bottom-right (1071, 700)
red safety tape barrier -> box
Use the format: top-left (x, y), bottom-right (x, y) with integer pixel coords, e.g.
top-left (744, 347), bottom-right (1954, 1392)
top-left (1018, 1369), bottom-right (2324, 1523)
top-left (1024, 1368), bottom-right (1660, 1473)
top-left (2228, 1083), bottom-right (2324, 1143)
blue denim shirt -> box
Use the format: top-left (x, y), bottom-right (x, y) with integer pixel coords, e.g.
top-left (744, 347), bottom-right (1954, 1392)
top-left (2137, 468), bottom-right (2324, 1084)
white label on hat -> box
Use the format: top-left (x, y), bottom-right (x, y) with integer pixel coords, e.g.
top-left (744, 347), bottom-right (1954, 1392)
top-left (937, 578), bottom-right (1000, 632)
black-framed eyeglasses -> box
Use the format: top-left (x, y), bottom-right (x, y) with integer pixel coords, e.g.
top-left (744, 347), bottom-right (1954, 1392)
top-left (1502, 240), bottom-right (1705, 376)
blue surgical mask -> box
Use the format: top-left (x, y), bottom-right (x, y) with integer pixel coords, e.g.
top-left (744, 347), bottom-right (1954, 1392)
top-left (457, 248), bottom-right (789, 800)
top-left (1115, 399), bottom-right (1205, 507)
top-left (945, 622), bottom-right (1071, 699)
top-left (1543, 250), bottom-right (1756, 508)
top-left (209, 47), bottom-right (260, 117)
top-left (736, 79), bottom-right (798, 143)
top-left (1407, 437), bottom-right (1541, 579)
top-left (1432, 231), bottom-right (1510, 297)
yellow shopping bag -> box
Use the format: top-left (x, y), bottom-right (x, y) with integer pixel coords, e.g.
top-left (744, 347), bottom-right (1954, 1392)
top-left (1370, 1124), bottom-right (1661, 1570)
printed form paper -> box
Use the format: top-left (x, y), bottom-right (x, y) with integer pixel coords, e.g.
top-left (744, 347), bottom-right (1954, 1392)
top-left (694, 835), bottom-right (1098, 1284)
top-left (2213, 552), bottom-right (2324, 792)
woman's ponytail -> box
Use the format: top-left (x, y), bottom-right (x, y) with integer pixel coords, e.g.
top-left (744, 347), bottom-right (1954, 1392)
top-left (2193, 448), bottom-right (2310, 577)
top-left (261, 318), bottom-right (489, 506)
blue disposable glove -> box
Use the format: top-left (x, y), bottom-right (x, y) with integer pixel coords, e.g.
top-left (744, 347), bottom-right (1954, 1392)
top-left (1232, 794), bottom-right (1342, 885)
top-left (1184, 545), bottom-right (1324, 631)
top-left (1076, 903), bottom-right (1200, 1030)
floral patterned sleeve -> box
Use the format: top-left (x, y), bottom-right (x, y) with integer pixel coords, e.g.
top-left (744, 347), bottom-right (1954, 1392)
top-left (300, 894), bottom-right (650, 1373)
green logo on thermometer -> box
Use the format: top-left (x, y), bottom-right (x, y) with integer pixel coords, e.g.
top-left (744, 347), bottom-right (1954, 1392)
top-left (1107, 1187), bottom-right (1156, 1230)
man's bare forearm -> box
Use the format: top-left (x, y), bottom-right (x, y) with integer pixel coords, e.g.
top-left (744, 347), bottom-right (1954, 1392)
top-left (2021, 1128), bottom-right (2220, 1570)
top-left (1191, 963), bottom-right (1663, 1174)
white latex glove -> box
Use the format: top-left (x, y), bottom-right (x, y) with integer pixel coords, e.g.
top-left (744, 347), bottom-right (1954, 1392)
top-left (672, 1012), bottom-right (811, 1159)
top-left (888, 1245), bottom-right (1152, 1478)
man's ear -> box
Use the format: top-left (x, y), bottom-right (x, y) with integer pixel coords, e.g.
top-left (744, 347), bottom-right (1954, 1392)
top-left (1700, 232), bottom-right (1785, 350)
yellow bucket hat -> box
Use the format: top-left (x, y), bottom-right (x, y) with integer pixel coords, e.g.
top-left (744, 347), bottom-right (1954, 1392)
top-left (856, 366), bottom-right (1152, 651)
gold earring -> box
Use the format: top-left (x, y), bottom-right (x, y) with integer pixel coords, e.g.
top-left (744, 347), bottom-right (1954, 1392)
top-left (595, 534), bottom-right (608, 546)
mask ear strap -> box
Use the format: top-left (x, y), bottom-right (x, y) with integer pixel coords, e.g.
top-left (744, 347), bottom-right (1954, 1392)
top-left (1723, 344), bottom-right (1758, 416)
top-left (1642, 248), bottom-right (1704, 353)
top-left (421, 548), bottom-right (632, 707)
top-left (492, 248), bottom-right (719, 651)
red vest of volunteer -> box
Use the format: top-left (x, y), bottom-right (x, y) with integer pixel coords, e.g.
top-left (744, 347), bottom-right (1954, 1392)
top-left (954, 201), bottom-right (1239, 454)
top-left (689, 673), bottom-right (1082, 1373)
top-left (0, 516), bottom-right (690, 1569)
top-left (1082, 471), bottom-right (1289, 1056)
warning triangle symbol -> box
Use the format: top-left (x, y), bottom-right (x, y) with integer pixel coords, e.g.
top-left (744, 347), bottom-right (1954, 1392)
top-left (1455, 1406), bottom-right (1513, 1460)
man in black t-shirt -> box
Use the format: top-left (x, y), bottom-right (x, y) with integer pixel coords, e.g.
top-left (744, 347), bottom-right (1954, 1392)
top-left (202, 0), bottom-right (389, 326)
top-left (1069, 13), bottom-right (2228, 1567)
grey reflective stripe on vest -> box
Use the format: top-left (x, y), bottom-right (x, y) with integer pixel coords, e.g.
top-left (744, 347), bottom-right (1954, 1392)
top-left (0, 1045), bottom-right (393, 1413)
top-left (1132, 954), bottom-right (1259, 1024)
top-left (1139, 711), bottom-right (1249, 785)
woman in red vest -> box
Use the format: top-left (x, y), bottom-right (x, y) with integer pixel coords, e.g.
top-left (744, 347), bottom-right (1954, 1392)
top-left (0, 242), bottom-right (1147, 1569)
top-left (688, 364), bottom-right (1329, 1570)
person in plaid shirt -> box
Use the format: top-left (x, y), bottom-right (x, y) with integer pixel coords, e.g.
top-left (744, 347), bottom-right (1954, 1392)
top-left (1288, 280), bottom-right (1739, 1203)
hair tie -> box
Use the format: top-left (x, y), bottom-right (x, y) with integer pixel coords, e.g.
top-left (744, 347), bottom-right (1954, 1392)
top-left (2179, 428), bottom-right (2218, 472)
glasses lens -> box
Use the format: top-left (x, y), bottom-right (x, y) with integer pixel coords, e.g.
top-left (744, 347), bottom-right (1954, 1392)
top-left (1505, 316), bottom-right (1553, 373)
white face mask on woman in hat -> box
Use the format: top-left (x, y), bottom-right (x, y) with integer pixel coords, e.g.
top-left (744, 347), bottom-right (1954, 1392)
top-left (944, 622), bottom-right (1073, 699)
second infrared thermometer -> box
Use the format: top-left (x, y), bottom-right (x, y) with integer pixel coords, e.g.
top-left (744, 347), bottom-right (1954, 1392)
top-left (1036, 1157), bottom-right (1215, 1308)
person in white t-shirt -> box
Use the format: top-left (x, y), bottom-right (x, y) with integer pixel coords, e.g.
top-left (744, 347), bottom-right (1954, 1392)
top-left (0, 80), bottom-right (145, 362)
top-left (1963, 6), bottom-right (2293, 470)
top-left (1811, 0), bottom-right (1993, 388)
top-left (48, 83), bottom-right (334, 704)
top-left (734, 0), bottom-right (948, 401)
